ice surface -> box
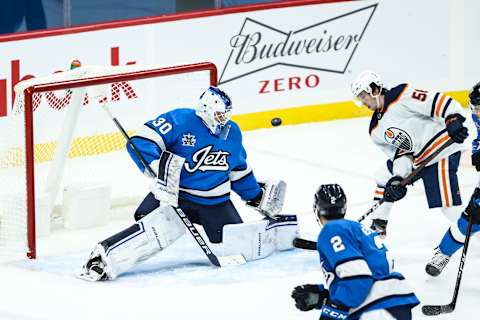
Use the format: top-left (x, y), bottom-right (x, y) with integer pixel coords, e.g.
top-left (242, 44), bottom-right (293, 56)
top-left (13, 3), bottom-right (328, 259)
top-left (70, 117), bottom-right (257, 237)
top-left (1, 117), bottom-right (479, 320)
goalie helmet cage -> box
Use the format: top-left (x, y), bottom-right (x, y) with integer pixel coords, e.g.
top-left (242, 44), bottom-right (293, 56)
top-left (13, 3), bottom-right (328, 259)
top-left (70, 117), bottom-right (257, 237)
top-left (0, 62), bottom-right (217, 260)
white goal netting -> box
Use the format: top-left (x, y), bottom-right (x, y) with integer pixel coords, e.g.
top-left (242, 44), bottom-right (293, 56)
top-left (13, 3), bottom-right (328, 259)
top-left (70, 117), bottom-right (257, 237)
top-left (0, 62), bottom-right (216, 260)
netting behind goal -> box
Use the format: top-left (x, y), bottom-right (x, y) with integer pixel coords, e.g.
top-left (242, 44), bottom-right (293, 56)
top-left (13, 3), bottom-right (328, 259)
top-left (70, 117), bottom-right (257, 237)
top-left (0, 62), bottom-right (217, 260)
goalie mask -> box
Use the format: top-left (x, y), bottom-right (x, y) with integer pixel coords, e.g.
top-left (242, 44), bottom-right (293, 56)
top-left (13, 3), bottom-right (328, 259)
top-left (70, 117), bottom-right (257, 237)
top-left (196, 86), bottom-right (232, 136)
top-left (351, 70), bottom-right (384, 108)
top-left (314, 184), bottom-right (347, 223)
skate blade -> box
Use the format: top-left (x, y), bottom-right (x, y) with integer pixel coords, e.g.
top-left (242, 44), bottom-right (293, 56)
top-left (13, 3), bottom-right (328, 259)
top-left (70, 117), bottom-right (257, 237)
top-left (75, 270), bottom-right (103, 282)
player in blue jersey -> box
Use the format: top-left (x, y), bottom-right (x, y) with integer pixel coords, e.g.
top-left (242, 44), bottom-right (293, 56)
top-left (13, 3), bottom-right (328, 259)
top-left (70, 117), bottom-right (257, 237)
top-left (291, 184), bottom-right (419, 320)
top-left (425, 83), bottom-right (480, 276)
top-left (78, 86), bottom-right (298, 281)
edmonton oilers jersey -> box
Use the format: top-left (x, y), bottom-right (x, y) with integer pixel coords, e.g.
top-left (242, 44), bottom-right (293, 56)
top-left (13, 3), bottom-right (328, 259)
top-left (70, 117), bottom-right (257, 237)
top-left (317, 219), bottom-right (419, 319)
top-left (127, 108), bottom-right (261, 205)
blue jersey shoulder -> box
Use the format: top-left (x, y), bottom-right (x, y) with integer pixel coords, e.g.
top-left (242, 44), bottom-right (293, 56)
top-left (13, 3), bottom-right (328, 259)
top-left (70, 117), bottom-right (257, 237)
top-left (130, 107), bottom-right (259, 205)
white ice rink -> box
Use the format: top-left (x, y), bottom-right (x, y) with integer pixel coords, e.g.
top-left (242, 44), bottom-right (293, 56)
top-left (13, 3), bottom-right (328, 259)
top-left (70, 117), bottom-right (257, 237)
top-left (1, 117), bottom-right (479, 320)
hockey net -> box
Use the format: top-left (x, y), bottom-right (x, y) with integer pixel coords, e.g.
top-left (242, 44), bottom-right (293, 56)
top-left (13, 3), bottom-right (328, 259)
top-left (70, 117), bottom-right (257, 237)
top-left (0, 62), bottom-right (217, 260)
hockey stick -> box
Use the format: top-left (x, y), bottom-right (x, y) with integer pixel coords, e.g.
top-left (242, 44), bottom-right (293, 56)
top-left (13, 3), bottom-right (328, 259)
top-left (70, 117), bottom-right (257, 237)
top-left (292, 238), bottom-right (317, 250)
top-left (422, 214), bottom-right (474, 316)
top-left (293, 138), bottom-right (455, 250)
top-left (357, 138), bottom-right (455, 222)
top-left (101, 103), bottom-right (245, 267)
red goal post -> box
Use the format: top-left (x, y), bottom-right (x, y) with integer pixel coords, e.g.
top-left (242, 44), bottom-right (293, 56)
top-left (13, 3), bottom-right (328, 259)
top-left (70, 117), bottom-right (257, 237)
top-left (0, 62), bottom-right (217, 260)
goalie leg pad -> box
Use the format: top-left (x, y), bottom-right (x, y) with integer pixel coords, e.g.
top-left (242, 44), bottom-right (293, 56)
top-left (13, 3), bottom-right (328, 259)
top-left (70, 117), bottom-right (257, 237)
top-left (222, 220), bottom-right (274, 261)
top-left (266, 214), bottom-right (299, 251)
top-left (221, 215), bottom-right (298, 261)
top-left (81, 205), bottom-right (185, 280)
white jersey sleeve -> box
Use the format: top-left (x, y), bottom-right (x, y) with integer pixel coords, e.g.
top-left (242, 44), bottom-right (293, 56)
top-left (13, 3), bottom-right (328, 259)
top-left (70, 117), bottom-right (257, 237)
top-left (369, 84), bottom-right (467, 170)
top-left (400, 86), bottom-right (467, 120)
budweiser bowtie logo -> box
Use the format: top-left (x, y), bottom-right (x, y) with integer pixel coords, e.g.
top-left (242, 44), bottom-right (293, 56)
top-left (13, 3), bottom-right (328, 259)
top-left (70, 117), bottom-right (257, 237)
top-left (219, 4), bottom-right (377, 84)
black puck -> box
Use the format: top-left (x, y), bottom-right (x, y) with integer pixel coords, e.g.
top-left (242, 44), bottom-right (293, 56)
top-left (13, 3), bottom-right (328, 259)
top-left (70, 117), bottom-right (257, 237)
top-left (271, 117), bottom-right (282, 126)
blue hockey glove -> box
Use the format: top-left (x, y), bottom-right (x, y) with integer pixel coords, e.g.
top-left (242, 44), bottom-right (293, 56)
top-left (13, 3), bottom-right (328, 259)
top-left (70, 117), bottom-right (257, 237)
top-left (469, 82), bottom-right (480, 106)
top-left (291, 284), bottom-right (329, 311)
top-left (320, 301), bottom-right (350, 320)
top-left (383, 176), bottom-right (407, 202)
top-left (465, 188), bottom-right (480, 225)
top-left (445, 114), bottom-right (468, 144)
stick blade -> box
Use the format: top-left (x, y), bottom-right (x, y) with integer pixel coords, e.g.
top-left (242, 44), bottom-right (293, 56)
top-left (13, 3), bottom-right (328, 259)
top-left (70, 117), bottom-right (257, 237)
top-left (217, 254), bottom-right (247, 267)
top-left (422, 304), bottom-right (454, 316)
top-left (292, 238), bottom-right (317, 250)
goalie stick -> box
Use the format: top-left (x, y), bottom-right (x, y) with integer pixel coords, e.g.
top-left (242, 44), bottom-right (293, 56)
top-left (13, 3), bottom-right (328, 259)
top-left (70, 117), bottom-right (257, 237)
top-left (293, 138), bottom-right (455, 250)
top-left (101, 102), bottom-right (245, 267)
top-left (421, 214), bottom-right (474, 316)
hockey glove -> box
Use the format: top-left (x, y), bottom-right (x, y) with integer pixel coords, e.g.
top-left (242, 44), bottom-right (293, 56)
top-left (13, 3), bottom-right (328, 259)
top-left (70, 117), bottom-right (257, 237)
top-left (246, 184), bottom-right (264, 208)
top-left (245, 180), bottom-right (287, 218)
top-left (319, 301), bottom-right (350, 320)
top-left (445, 114), bottom-right (468, 144)
top-left (370, 218), bottom-right (388, 239)
top-left (383, 176), bottom-right (407, 202)
top-left (472, 150), bottom-right (480, 172)
top-left (291, 284), bottom-right (329, 311)
top-left (469, 81), bottom-right (480, 106)
top-left (465, 187), bottom-right (480, 225)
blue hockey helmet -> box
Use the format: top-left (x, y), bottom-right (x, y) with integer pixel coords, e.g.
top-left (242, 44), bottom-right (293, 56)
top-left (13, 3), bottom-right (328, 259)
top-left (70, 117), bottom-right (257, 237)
top-left (196, 86), bottom-right (232, 136)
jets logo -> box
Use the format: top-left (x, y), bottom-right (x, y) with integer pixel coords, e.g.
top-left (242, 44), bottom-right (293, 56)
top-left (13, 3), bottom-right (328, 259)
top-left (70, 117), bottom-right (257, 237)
top-left (184, 145), bottom-right (230, 173)
top-left (384, 127), bottom-right (413, 152)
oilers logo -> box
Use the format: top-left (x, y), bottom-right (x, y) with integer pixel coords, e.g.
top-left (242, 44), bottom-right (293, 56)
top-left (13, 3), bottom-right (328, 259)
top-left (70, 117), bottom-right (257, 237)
top-left (384, 127), bottom-right (413, 152)
top-left (184, 145), bottom-right (230, 173)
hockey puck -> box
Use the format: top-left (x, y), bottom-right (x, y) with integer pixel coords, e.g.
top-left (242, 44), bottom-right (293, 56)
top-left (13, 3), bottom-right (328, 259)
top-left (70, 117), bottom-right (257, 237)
top-left (271, 117), bottom-right (282, 126)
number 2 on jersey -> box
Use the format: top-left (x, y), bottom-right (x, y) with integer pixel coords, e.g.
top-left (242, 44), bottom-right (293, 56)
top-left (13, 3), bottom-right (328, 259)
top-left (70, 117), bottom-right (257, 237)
top-left (331, 235), bottom-right (345, 252)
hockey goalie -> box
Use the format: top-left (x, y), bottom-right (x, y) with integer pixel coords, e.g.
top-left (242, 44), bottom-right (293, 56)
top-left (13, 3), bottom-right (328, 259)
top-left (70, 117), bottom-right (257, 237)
top-left (78, 86), bottom-right (298, 281)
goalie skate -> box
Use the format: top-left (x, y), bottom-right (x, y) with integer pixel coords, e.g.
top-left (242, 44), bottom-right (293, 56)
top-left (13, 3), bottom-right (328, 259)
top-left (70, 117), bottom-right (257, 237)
top-left (77, 245), bottom-right (111, 281)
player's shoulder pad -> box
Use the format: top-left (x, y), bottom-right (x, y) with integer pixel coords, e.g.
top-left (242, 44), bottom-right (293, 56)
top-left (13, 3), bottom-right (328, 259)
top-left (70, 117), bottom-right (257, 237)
top-left (383, 83), bottom-right (409, 109)
top-left (318, 219), bottom-right (355, 242)
top-left (167, 108), bottom-right (196, 124)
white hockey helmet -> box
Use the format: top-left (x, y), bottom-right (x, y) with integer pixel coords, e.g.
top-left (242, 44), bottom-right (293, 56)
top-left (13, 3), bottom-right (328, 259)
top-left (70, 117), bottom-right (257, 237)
top-left (196, 86), bottom-right (233, 136)
top-left (350, 70), bottom-right (383, 106)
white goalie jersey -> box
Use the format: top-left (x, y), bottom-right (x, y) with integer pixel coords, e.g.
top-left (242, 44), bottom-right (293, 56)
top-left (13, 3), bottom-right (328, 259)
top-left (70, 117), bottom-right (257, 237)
top-left (369, 83), bottom-right (467, 176)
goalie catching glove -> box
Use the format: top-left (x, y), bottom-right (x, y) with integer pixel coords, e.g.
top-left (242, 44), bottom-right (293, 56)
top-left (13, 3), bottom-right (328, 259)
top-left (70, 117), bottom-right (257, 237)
top-left (150, 150), bottom-right (185, 207)
top-left (246, 180), bottom-right (286, 218)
